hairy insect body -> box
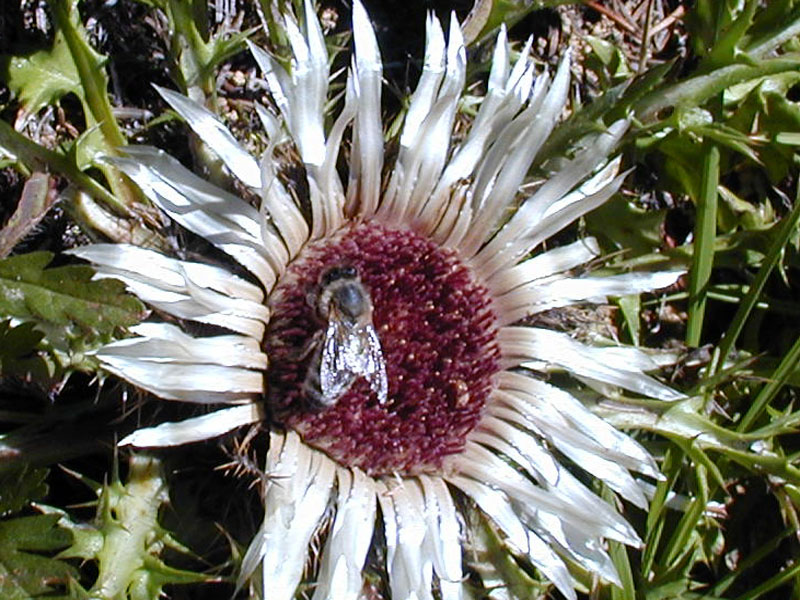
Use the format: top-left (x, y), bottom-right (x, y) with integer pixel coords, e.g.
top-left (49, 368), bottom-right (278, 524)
top-left (303, 266), bottom-right (388, 408)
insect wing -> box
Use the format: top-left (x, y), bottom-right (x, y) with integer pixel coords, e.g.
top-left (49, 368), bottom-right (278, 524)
top-left (319, 321), bottom-right (356, 404)
top-left (319, 320), bottom-right (357, 403)
top-left (319, 320), bottom-right (388, 405)
top-left (361, 325), bottom-right (388, 404)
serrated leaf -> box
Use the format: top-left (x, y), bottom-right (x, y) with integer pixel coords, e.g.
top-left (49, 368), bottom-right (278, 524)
top-left (1, 28), bottom-right (85, 126)
top-left (0, 251), bottom-right (147, 339)
top-left (698, 0), bottom-right (759, 71)
top-left (0, 514), bottom-right (76, 599)
top-left (0, 0), bottom-right (109, 131)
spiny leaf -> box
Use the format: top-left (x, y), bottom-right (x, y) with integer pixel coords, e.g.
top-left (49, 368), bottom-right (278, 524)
top-left (698, 0), bottom-right (759, 71)
top-left (55, 455), bottom-right (213, 599)
top-left (1, 0), bottom-right (143, 214)
top-left (0, 251), bottom-right (147, 339)
top-left (0, 513), bottom-right (76, 599)
top-left (0, 23), bottom-right (87, 126)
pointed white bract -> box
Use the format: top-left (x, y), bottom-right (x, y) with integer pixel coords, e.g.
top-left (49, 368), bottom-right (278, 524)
top-left (486, 237), bottom-right (602, 294)
top-left (120, 404), bottom-right (265, 447)
top-left (311, 468), bottom-right (376, 600)
top-left (103, 148), bottom-right (281, 289)
top-left (347, 0), bottom-right (384, 217)
top-left (155, 85), bottom-right (262, 188)
top-left (95, 322), bottom-right (266, 402)
top-left (399, 13), bottom-right (446, 150)
top-left (69, 244), bottom-right (269, 337)
top-left (73, 2), bottom-right (688, 599)
top-left (247, 0), bottom-right (328, 168)
top-left (239, 432), bottom-right (336, 600)
top-left (378, 480), bottom-right (434, 600)
top-left (493, 269), bottom-right (684, 325)
top-left (448, 473), bottom-right (577, 600)
top-left (499, 327), bottom-right (685, 401)
top-left (419, 475), bottom-right (463, 600)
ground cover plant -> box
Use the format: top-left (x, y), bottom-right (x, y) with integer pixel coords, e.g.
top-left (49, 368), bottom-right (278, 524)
top-left (1, 0), bottom-right (800, 598)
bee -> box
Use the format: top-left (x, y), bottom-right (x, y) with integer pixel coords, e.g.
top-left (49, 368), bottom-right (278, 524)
top-left (303, 265), bottom-right (388, 408)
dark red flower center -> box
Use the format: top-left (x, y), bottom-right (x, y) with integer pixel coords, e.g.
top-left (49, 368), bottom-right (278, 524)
top-left (265, 223), bottom-right (499, 476)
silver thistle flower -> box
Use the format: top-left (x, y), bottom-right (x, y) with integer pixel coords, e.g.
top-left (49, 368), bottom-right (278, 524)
top-left (70, 1), bottom-right (685, 598)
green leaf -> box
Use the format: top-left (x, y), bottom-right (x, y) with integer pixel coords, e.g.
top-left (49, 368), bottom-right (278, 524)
top-left (0, 514), bottom-right (76, 599)
top-left (0, 252), bottom-right (147, 379)
top-left (585, 36), bottom-right (634, 89)
top-left (46, 0), bottom-right (118, 143)
top-left (0, 252), bottom-right (146, 338)
top-left (585, 196), bottom-right (668, 256)
top-left (599, 397), bottom-right (800, 486)
top-left (713, 183), bottom-right (800, 385)
top-left (1, 0), bottom-right (144, 215)
top-left (0, 467), bottom-right (49, 517)
top-left (617, 294), bottom-right (642, 346)
top-left (635, 57), bottom-right (800, 124)
top-left (164, 0), bottom-right (252, 93)
top-left (745, 0), bottom-right (800, 58)
top-left (698, 0), bottom-right (759, 71)
top-left (0, 24), bottom-right (86, 125)
top-left (0, 319), bottom-right (55, 383)
top-left (718, 186), bottom-right (775, 232)
top-left (0, 120), bottom-right (118, 208)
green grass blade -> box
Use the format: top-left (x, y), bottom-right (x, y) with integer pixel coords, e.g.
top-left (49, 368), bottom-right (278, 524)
top-left (733, 559), bottom-right (800, 600)
top-left (686, 143), bottom-right (719, 347)
top-left (661, 464), bottom-right (709, 568)
top-left (642, 447), bottom-right (682, 575)
top-left (604, 487), bottom-right (635, 600)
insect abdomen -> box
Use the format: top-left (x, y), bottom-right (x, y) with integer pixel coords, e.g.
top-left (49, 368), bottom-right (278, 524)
top-left (302, 344), bottom-right (329, 407)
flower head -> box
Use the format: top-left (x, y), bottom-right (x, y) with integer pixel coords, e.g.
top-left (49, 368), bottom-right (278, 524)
top-left (70, 1), bottom-right (684, 598)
